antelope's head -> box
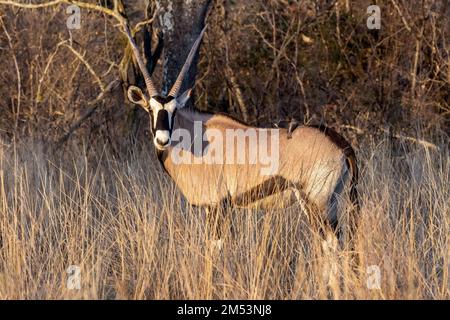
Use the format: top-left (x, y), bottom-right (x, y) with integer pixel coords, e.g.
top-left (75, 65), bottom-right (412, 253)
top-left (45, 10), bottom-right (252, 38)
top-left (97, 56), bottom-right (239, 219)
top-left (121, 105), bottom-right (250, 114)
top-left (124, 26), bottom-right (206, 151)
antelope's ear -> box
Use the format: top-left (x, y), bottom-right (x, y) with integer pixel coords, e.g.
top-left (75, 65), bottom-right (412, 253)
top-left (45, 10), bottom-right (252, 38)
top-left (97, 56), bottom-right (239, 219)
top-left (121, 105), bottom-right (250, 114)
top-left (127, 86), bottom-right (149, 112)
top-left (176, 89), bottom-right (192, 109)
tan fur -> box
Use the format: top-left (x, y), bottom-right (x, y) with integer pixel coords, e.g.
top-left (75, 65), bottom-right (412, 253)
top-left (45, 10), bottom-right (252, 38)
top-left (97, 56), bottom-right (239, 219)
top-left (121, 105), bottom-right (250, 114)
top-left (160, 109), bottom-right (357, 221)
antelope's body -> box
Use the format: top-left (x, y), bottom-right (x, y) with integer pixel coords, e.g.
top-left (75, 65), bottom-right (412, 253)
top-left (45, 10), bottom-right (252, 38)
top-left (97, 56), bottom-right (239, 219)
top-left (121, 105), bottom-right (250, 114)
top-left (158, 109), bottom-right (358, 227)
top-left (122, 24), bottom-right (359, 243)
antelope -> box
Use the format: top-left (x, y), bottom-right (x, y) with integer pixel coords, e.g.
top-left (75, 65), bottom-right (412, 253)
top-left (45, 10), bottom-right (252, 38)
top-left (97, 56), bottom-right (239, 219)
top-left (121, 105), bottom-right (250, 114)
top-left (123, 25), bottom-right (359, 247)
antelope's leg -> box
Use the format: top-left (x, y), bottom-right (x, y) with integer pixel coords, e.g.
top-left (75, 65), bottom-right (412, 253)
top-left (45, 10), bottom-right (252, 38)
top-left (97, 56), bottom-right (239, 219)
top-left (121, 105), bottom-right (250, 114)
top-left (205, 207), bottom-right (220, 238)
top-left (205, 207), bottom-right (222, 251)
top-left (293, 188), bottom-right (341, 297)
top-left (292, 187), bottom-right (340, 243)
top-left (205, 200), bottom-right (231, 250)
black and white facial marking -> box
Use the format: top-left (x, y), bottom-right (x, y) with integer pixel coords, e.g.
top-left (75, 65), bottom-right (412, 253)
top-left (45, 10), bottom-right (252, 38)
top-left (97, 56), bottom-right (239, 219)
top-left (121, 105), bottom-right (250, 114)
top-left (149, 95), bottom-right (177, 150)
top-left (127, 85), bottom-right (192, 151)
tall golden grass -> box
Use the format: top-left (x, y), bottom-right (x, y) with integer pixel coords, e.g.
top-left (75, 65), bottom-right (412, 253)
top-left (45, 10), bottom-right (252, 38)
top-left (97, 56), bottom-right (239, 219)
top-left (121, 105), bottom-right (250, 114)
top-left (0, 136), bottom-right (448, 299)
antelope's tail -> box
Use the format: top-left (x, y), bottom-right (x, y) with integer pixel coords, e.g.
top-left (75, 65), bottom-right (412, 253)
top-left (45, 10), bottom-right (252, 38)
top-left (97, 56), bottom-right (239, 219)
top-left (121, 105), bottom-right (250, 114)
top-left (345, 151), bottom-right (360, 264)
top-left (346, 154), bottom-right (360, 214)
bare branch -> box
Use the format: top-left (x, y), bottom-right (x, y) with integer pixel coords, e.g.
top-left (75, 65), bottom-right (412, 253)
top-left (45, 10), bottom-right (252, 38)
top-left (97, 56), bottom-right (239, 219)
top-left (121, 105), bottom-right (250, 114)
top-left (62, 43), bottom-right (105, 91)
top-left (36, 40), bottom-right (67, 102)
top-left (0, 1), bottom-right (159, 94)
top-left (390, 0), bottom-right (412, 32)
top-left (55, 79), bottom-right (120, 149)
top-left (0, 0), bottom-right (63, 9)
top-left (0, 0), bottom-right (123, 22)
top-left (344, 125), bottom-right (439, 151)
top-left (0, 16), bottom-right (21, 130)
top-left (225, 66), bottom-right (249, 123)
top-left (133, 16), bottom-right (156, 36)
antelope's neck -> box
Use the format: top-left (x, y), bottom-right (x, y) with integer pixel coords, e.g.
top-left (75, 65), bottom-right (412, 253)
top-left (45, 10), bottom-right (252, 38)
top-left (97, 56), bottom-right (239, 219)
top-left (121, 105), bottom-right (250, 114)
top-left (156, 108), bottom-right (210, 175)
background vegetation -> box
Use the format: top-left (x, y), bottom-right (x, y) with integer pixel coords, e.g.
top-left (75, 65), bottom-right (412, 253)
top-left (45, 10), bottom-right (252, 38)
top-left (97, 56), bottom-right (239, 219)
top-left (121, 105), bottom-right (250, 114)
top-left (0, 0), bottom-right (448, 299)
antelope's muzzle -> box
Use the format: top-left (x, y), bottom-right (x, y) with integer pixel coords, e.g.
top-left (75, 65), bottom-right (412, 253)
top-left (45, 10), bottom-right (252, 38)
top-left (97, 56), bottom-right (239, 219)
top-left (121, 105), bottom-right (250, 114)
top-left (154, 110), bottom-right (171, 149)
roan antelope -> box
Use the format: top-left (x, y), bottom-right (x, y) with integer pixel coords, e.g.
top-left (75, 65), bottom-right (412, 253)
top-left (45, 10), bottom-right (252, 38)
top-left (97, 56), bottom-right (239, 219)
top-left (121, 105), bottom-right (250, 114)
top-left (123, 25), bottom-right (359, 247)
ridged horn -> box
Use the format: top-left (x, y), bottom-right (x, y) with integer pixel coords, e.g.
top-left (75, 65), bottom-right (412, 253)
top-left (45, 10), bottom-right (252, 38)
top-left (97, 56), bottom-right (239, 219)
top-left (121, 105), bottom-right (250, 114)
top-left (168, 26), bottom-right (206, 98)
top-left (122, 24), bottom-right (159, 97)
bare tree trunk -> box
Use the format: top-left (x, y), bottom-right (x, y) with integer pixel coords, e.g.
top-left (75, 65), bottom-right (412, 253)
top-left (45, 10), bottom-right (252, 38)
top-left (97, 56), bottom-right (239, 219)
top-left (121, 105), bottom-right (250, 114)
top-left (154, 0), bottom-right (211, 96)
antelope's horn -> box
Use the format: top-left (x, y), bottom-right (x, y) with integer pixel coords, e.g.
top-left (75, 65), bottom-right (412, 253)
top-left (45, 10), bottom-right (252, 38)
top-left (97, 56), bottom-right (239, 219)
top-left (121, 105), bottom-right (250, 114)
top-left (123, 24), bottom-right (159, 97)
top-left (168, 26), bottom-right (207, 98)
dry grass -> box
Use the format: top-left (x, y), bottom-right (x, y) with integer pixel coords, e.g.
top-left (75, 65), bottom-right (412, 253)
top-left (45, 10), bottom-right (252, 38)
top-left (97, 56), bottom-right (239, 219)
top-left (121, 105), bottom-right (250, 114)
top-left (0, 0), bottom-right (448, 300)
top-left (0, 136), bottom-right (448, 300)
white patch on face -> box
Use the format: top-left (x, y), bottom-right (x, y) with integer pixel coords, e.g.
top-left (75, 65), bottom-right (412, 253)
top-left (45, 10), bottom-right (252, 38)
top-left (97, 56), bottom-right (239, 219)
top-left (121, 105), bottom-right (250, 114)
top-left (149, 98), bottom-right (163, 127)
top-left (164, 101), bottom-right (177, 130)
top-left (154, 130), bottom-right (170, 150)
top-left (165, 100), bottom-right (177, 113)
